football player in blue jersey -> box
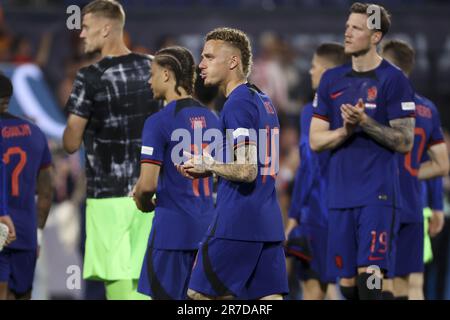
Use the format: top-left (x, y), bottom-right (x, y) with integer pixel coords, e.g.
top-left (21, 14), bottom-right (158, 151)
top-left (382, 39), bottom-right (449, 300)
top-left (178, 28), bottom-right (288, 300)
top-left (285, 43), bottom-right (347, 300)
top-left (310, 3), bottom-right (416, 300)
top-left (0, 75), bottom-right (16, 250)
top-left (133, 46), bottom-right (220, 300)
top-left (0, 74), bottom-right (54, 300)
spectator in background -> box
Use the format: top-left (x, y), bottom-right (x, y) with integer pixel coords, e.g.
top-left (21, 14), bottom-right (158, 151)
top-left (0, 5), bottom-right (12, 62)
top-left (9, 33), bottom-right (52, 67)
top-left (251, 32), bottom-right (290, 113)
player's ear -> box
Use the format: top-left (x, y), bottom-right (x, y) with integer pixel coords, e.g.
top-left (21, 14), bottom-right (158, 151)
top-left (229, 55), bottom-right (239, 71)
top-left (371, 31), bottom-right (382, 46)
top-left (163, 68), bottom-right (170, 83)
top-left (101, 23), bottom-right (111, 38)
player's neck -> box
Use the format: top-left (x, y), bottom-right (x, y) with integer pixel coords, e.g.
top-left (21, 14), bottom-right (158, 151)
top-left (101, 38), bottom-right (131, 58)
top-left (222, 77), bottom-right (247, 98)
top-left (352, 47), bottom-right (383, 73)
top-left (165, 90), bottom-right (191, 105)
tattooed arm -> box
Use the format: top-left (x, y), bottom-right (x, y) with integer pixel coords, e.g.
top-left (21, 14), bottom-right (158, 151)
top-left (181, 144), bottom-right (258, 183)
top-left (341, 99), bottom-right (415, 154)
top-left (209, 144), bottom-right (258, 183)
top-left (359, 116), bottom-right (415, 153)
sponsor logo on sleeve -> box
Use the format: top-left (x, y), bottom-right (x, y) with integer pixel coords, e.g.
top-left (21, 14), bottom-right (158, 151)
top-left (401, 102), bottom-right (416, 111)
top-left (141, 146), bottom-right (154, 156)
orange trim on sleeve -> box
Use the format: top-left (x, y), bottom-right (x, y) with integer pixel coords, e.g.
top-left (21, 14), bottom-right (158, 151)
top-left (312, 114), bottom-right (329, 122)
top-left (141, 159), bottom-right (162, 166)
top-left (428, 140), bottom-right (445, 148)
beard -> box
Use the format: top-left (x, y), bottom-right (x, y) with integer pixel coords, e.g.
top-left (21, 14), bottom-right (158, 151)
top-left (84, 41), bottom-right (101, 55)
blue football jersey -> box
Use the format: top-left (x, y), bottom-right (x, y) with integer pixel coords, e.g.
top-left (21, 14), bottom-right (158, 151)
top-left (398, 93), bottom-right (445, 222)
top-left (0, 112), bottom-right (52, 249)
top-left (211, 83), bottom-right (285, 242)
top-left (140, 98), bottom-right (219, 250)
top-left (288, 102), bottom-right (329, 227)
top-left (313, 60), bottom-right (416, 209)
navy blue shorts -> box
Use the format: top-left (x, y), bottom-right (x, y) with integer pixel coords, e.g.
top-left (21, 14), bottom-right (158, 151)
top-left (286, 224), bottom-right (333, 284)
top-left (188, 237), bottom-right (289, 300)
top-left (0, 248), bottom-right (37, 296)
top-left (394, 222), bottom-right (424, 277)
top-left (138, 247), bottom-right (196, 300)
top-left (327, 206), bottom-right (397, 278)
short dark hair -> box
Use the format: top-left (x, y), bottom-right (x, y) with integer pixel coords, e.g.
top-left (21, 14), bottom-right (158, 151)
top-left (382, 40), bottom-right (415, 75)
top-left (206, 27), bottom-right (253, 77)
top-left (82, 0), bottom-right (125, 26)
top-left (350, 2), bottom-right (391, 38)
top-left (0, 74), bottom-right (13, 99)
top-left (154, 46), bottom-right (196, 95)
top-left (315, 42), bottom-right (348, 67)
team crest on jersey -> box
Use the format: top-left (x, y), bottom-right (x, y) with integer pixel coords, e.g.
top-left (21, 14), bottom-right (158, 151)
top-left (367, 86), bottom-right (378, 102)
top-left (335, 255), bottom-right (343, 269)
top-left (190, 116), bottom-right (207, 129)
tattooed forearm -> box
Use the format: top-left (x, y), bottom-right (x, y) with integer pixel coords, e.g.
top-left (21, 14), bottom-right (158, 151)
top-left (360, 117), bottom-right (415, 153)
top-left (210, 144), bottom-right (258, 183)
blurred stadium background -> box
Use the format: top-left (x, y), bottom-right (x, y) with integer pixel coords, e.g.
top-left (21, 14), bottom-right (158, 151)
top-left (0, 0), bottom-right (449, 300)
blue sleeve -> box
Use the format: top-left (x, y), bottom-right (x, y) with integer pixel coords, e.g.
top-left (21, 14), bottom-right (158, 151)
top-left (312, 72), bottom-right (331, 122)
top-left (223, 98), bottom-right (258, 148)
top-left (428, 104), bottom-right (445, 147)
top-left (65, 69), bottom-right (94, 119)
top-left (140, 113), bottom-right (166, 166)
top-left (386, 72), bottom-right (416, 121)
top-left (427, 178), bottom-right (444, 211)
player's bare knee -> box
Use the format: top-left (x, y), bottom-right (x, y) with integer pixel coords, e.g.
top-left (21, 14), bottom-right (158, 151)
top-left (302, 280), bottom-right (326, 300)
top-left (187, 289), bottom-right (212, 300)
top-left (0, 283), bottom-right (8, 300)
top-left (259, 294), bottom-right (283, 300)
top-left (216, 295), bottom-right (235, 300)
top-left (409, 273), bottom-right (423, 290)
top-left (340, 277), bottom-right (356, 287)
